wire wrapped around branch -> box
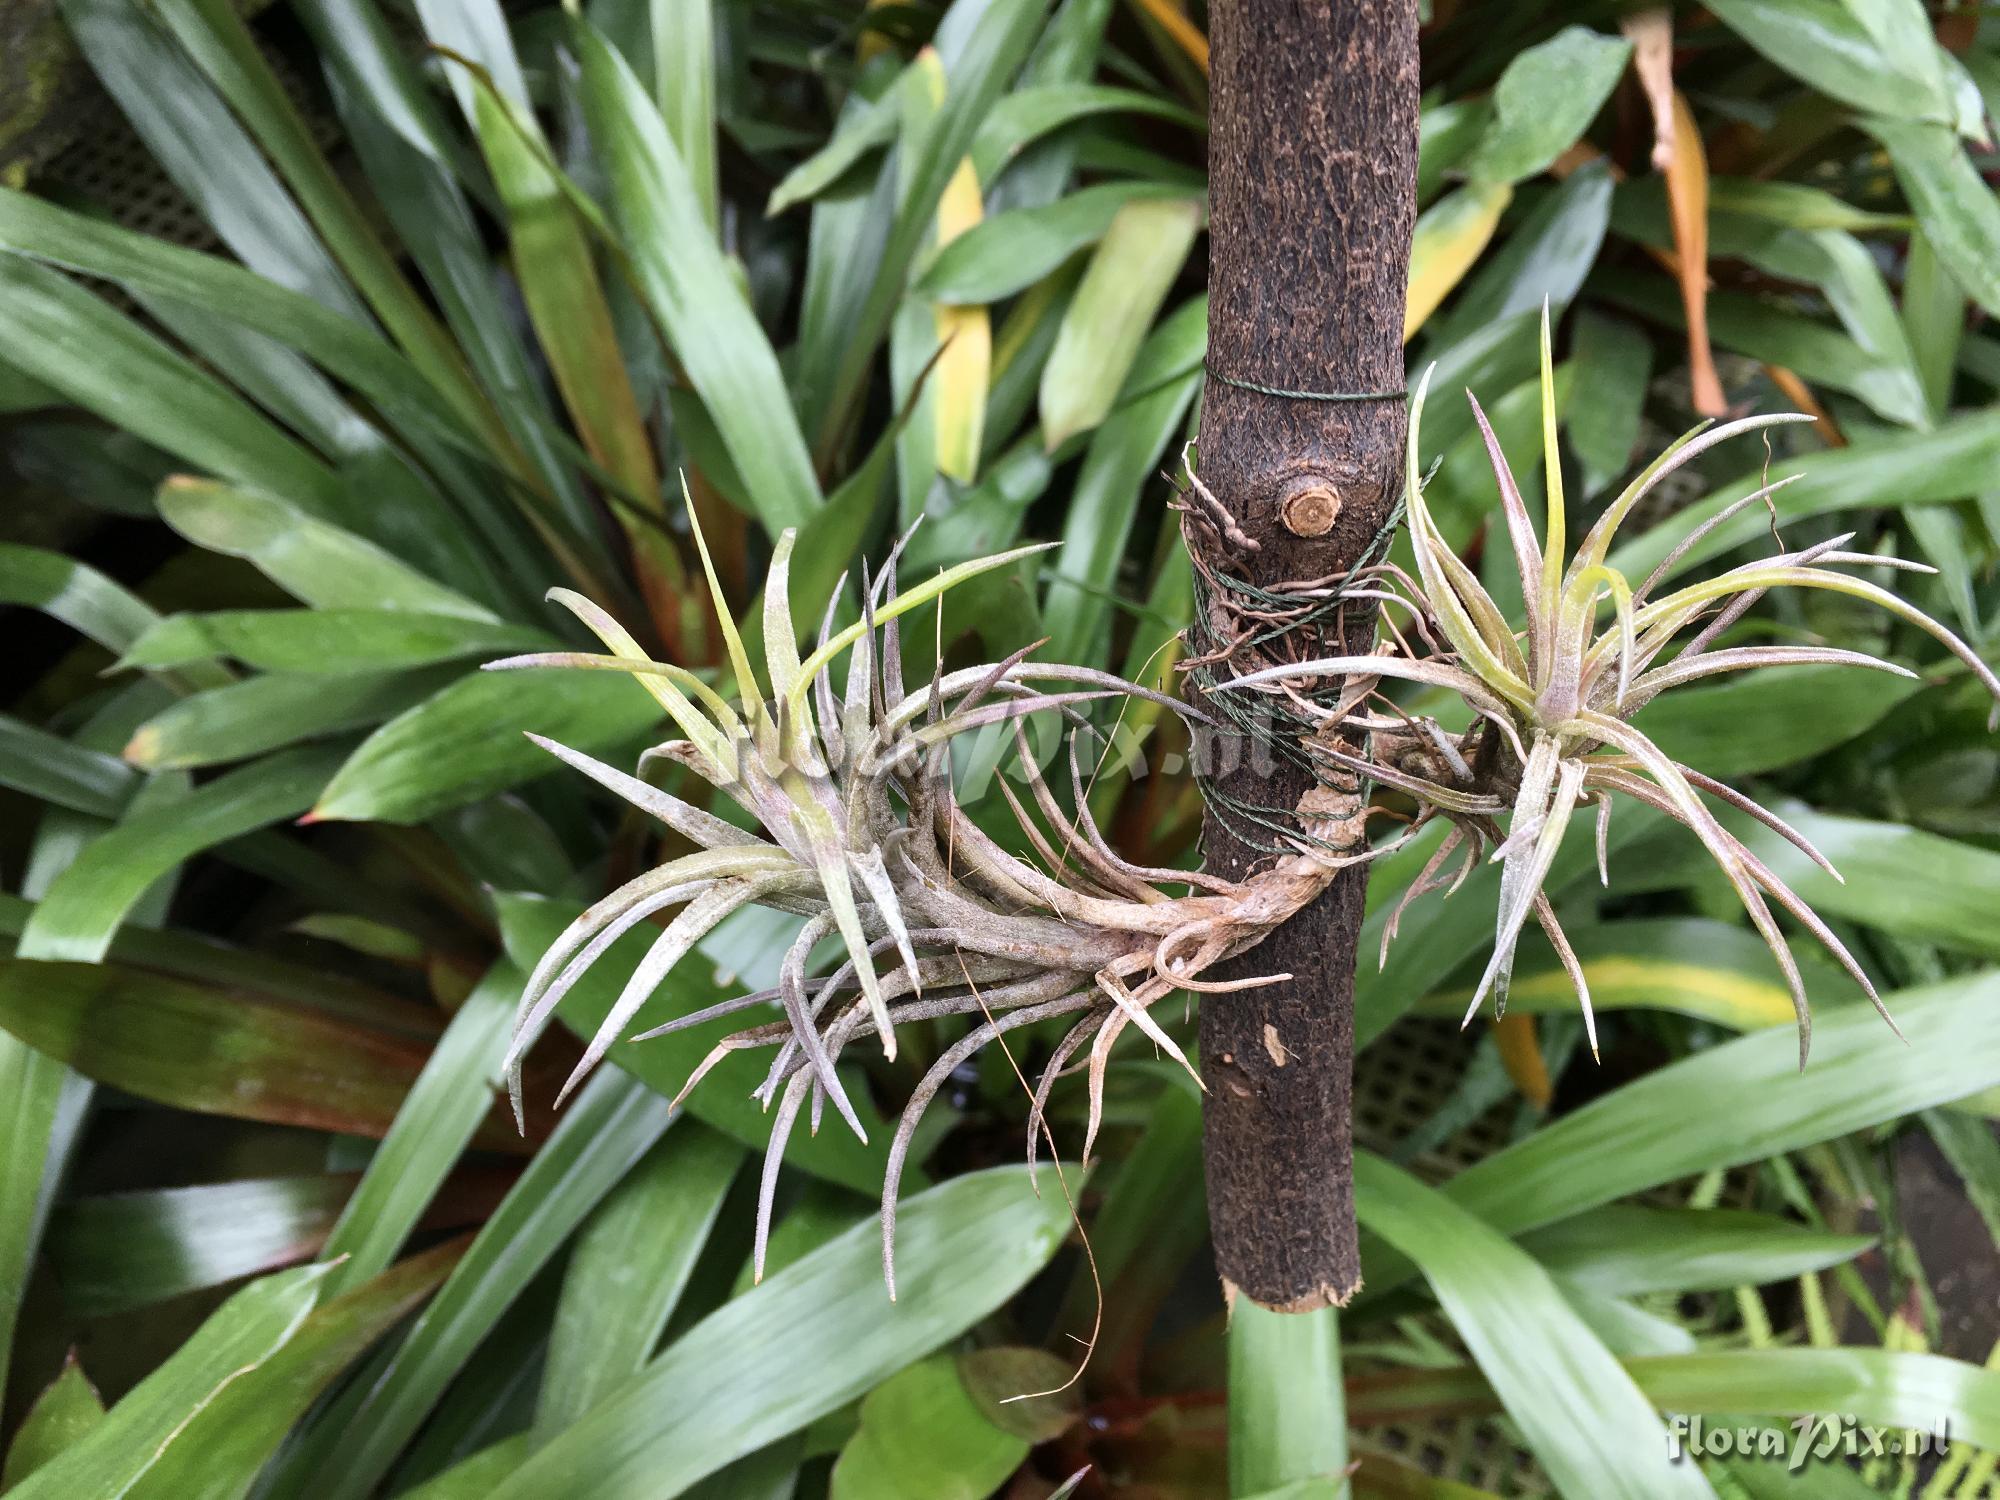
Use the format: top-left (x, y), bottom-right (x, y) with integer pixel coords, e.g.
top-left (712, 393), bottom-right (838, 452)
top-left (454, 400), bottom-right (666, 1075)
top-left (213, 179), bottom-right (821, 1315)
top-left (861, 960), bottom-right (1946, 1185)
top-left (1174, 439), bottom-right (1409, 860)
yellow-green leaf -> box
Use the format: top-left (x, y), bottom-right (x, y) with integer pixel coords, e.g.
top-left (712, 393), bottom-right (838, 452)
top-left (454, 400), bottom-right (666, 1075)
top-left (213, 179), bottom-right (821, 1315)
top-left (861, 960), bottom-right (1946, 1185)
top-left (931, 158), bottom-right (990, 481)
top-left (1404, 182), bottom-right (1511, 341)
top-left (1039, 195), bottom-right (1201, 448)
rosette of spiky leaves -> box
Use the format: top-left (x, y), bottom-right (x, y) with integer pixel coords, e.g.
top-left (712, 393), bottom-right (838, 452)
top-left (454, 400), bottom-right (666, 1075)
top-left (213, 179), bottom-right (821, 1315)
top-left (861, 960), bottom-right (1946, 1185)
top-left (1221, 306), bottom-right (2000, 1067)
top-left (488, 502), bottom-right (1373, 1291)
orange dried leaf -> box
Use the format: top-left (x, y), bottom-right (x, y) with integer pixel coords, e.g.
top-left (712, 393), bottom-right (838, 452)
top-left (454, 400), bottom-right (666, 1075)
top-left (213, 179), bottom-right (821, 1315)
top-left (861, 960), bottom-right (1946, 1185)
top-left (1623, 10), bottom-right (1676, 171)
top-left (1622, 13), bottom-right (1724, 415)
top-left (1126, 0), bottom-right (1209, 74)
top-left (1667, 91), bottom-right (1726, 417)
top-left (1493, 1011), bottom-right (1553, 1110)
top-left (1763, 365), bottom-right (1844, 448)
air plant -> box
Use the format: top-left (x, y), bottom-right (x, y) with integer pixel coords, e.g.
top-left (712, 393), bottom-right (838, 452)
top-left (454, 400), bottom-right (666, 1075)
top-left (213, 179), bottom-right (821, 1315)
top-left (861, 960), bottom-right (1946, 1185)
top-left (487, 501), bottom-right (1372, 1292)
top-left (493, 312), bottom-right (2000, 1289)
top-left (1220, 307), bottom-right (2000, 1065)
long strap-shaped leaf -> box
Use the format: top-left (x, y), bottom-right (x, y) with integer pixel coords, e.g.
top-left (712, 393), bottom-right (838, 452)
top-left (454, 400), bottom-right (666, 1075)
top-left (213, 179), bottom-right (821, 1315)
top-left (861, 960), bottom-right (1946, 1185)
top-left (533, 1123), bottom-right (743, 1439)
top-left (1362, 969), bottom-right (2000, 1304)
top-left (478, 1165), bottom-right (1073, 1499)
top-left (317, 965), bottom-right (524, 1300)
top-left (18, 744), bottom-right (349, 965)
top-left (267, 1069), bottom-right (678, 1500)
top-left (6, 1263), bottom-right (332, 1500)
top-left (145, 0), bottom-right (497, 441)
top-left (1354, 1152), bottom-right (1719, 1500)
top-left (572, 20), bottom-right (823, 534)
top-left (0, 190), bottom-right (478, 459)
top-left (0, 259), bottom-right (337, 516)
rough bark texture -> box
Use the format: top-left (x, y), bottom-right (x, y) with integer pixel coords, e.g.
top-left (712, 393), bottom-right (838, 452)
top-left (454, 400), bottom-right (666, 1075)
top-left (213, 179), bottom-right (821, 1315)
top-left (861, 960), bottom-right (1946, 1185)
top-left (1195, 0), bottom-right (1420, 1313)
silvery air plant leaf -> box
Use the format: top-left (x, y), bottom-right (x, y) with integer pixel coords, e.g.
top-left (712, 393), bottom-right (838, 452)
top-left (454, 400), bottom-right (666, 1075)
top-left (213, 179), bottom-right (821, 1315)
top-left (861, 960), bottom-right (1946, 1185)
top-left (1219, 304), bottom-right (2000, 1069)
top-left (486, 490), bottom-right (1386, 1293)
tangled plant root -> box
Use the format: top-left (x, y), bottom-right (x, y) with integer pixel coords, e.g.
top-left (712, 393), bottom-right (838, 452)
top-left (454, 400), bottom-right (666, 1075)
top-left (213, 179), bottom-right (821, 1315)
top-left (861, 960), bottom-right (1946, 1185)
top-left (493, 309), bottom-right (2000, 1291)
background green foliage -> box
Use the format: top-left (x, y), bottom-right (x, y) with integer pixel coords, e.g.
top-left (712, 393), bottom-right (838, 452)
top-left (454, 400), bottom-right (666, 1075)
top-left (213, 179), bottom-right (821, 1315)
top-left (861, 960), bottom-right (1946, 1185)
top-left (2, 0), bottom-right (2000, 1494)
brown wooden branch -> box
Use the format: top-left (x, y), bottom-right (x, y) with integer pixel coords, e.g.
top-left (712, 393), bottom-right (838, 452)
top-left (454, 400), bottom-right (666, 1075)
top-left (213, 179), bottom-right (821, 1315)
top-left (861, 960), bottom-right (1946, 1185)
top-left (1193, 0), bottom-right (1420, 1313)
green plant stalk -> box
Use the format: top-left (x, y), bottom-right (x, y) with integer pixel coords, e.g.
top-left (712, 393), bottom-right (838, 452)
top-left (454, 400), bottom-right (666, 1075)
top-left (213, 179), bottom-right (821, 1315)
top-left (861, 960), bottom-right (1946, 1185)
top-left (1229, 1300), bottom-right (1347, 1496)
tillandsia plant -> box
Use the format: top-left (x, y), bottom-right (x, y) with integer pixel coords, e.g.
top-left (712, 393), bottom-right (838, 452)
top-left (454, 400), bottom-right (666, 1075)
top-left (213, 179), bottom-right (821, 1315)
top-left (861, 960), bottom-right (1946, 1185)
top-left (491, 499), bottom-right (1376, 1291)
top-left (1221, 308), bottom-right (2000, 1066)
